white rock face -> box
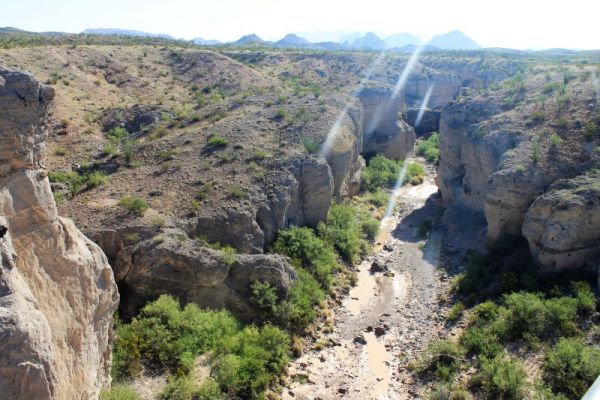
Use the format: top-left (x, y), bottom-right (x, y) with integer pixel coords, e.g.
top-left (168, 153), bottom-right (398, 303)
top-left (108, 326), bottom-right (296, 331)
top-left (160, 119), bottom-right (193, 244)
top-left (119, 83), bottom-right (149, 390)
top-left (0, 68), bottom-right (119, 400)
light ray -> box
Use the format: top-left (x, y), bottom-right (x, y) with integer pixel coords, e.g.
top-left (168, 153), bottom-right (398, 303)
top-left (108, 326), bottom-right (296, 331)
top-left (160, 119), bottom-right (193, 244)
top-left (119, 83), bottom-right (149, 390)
top-left (319, 50), bottom-right (387, 158)
top-left (414, 83), bottom-right (434, 128)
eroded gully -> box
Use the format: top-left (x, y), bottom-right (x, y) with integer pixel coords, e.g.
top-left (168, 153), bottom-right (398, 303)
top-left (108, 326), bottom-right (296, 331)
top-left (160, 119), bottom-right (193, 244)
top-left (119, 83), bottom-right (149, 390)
top-left (283, 160), bottom-right (451, 400)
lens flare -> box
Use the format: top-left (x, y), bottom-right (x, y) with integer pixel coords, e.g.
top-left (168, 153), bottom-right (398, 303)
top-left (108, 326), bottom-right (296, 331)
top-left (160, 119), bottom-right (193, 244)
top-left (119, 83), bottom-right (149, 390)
top-left (391, 45), bottom-right (422, 100)
top-left (414, 83), bottom-right (434, 128)
top-left (320, 51), bottom-right (387, 158)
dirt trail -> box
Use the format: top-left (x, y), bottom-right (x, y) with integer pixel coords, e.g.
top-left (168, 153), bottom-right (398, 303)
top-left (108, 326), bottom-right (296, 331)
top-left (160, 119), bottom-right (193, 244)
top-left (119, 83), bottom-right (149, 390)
top-left (284, 160), bottom-right (451, 400)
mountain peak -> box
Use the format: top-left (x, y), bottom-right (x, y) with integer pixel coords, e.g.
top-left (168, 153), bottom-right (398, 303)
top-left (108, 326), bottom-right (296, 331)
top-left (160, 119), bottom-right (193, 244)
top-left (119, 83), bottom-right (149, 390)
top-left (427, 30), bottom-right (480, 50)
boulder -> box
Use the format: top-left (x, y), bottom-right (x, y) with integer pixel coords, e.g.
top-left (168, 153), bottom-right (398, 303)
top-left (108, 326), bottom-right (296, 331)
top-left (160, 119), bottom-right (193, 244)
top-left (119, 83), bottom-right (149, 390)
top-left (523, 173), bottom-right (600, 272)
top-left (102, 228), bottom-right (295, 321)
top-left (0, 68), bottom-right (119, 400)
top-left (358, 87), bottom-right (416, 160)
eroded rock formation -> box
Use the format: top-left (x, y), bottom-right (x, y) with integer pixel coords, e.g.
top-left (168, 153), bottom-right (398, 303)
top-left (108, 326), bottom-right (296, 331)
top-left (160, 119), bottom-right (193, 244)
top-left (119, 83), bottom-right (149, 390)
top-left (0, 68), bottom-right (119, 400)
top-left (523, 173), bottom-right (600, 272)
top-left (437, 79), bottom-right (599, 272)
top-left (91, 228), bottom-right (294, 321)
top-left (359, 87), bottom-right (415, 160)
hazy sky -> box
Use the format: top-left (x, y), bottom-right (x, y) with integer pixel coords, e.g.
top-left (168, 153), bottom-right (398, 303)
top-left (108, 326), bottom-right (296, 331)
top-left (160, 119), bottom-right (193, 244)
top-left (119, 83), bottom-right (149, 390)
top-left (2, 0), bottom-right (599, 49)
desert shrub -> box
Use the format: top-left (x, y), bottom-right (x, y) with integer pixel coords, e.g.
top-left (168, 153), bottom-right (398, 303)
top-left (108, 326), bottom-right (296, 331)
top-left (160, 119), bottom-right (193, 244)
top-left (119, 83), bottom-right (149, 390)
top-left (107, 126), bottom-right (129, 142)
top-left (361, 154), bottom-right (403, 191)
top-left (207, 135), bottom-right (228, 147)
top-left (212, 325), bottom-right (290, 397)
top-left (445, 302), bottom-right (465, 323)
top-left (112, 296), bottom-right (242, 379)
top-left (272, 226), bottom-right (337, 289)
top-left (407, 162), bottom-right (425, 185)
top-left (317, 203), bottom-right (362, 265)
top-left (475, 355), bottom-right (527, 399)
top-left (118, 196), bottom-right (149, 216)
top-left (361, 217), bottom-right (380, 242)
top-left (460, 327), bottom-right (503, 359)
top-left (492, 292), bottom-right (581, 342)
top-left (412, 340), bottom-right (465, 377)
top-left (54, 146), bottom-right (68, 156)
top-left (219, 246), bottom-right (237, 266)
top-left (157, 376), bottom-right (200, 400)
top-left (196, 379), bottom-right (225, 400)
top-left (250, 281), bottom-right (278, 318)
top-left (103, 143), bottom-right (116, 156)
top-left (367, 190), bottom-right (389, 207)
top-left (277, 269), bottom-right (324, 331)
top-left (416, 133), bottom-right (440, 164)
top-left (572, 281), bottom-right (596, 315)
top-left (458, 251), bottom-right (495, 295)
top-left (86, 171), bottom-right (108, 187)
top-left (48, 170), bottom-right (107, 195)
top-left (549, 133), bottom-right (563, 146)
top-left (584, 122), bottom-right (597, 140)
top-left (100, 385), bottom-right (141, 400)
top-left (302, 137), bottom-right (319, 154)
top-left (275, 108), bottom-right (287, 119)
top-left (543, 338), bottom-right (600, 398)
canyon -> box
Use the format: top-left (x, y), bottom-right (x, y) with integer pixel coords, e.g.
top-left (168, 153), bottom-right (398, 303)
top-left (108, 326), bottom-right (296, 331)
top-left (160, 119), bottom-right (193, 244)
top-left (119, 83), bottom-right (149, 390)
top-left (0, 41), bottom-right (598, 399)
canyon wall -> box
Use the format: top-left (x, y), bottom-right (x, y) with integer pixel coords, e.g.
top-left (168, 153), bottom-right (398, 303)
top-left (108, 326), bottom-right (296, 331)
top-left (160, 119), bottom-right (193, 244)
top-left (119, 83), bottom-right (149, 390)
top-left (0, 68), bottom-right (119, 399)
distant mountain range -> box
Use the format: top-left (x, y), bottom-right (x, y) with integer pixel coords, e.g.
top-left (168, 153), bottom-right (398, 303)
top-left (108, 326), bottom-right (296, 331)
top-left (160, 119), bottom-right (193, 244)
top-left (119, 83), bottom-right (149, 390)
top-left (3, 27), bottom-right (597, 53)
top-left (76, 28), bottom-right (480, 50)
top-left (82, 28), bottom-right (174, 39)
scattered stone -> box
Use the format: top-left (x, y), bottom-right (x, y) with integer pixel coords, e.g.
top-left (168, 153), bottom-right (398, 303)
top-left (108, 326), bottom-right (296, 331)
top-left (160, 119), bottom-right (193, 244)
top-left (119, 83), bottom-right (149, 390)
top-left (353, 335), bottom-right (367, 345)
top-left (365, 325), bottom-right (373, 332)
top-left (370, 259), bottom-right (388, 272)
top-left (374, 326), bottom-right (386, 337)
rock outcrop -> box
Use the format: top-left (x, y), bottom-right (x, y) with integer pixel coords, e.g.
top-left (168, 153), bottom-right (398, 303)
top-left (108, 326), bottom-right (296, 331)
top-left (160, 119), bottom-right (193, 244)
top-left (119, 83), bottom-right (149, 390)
top-left (522, 173), bottom-right (600, 272)
top-left (358, 87), bottom-right (415, 160)
top-left (0, 68), bottom-right (119, 400)
top-left (92, 228), bottom-right (294, 321)
top-left (436, 73), bottom-right (599, 271)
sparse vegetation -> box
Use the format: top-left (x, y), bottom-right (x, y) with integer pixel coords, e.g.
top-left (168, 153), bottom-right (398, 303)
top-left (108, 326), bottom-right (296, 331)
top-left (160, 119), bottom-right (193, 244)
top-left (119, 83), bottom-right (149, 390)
top-left (118, 196), bottom-right (149, 216)
top-left (416, 133), bottom-right (440, 164)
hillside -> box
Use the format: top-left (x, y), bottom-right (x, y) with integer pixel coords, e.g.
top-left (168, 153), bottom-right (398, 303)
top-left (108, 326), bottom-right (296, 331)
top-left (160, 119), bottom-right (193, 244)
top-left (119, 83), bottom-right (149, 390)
top-left (1, 38), bottom-right (599, 399)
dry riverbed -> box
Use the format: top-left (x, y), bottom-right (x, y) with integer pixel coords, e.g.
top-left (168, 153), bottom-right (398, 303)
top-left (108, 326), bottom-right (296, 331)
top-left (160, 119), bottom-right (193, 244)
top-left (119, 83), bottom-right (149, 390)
top-left (284, 161), bottom-right (456, 400)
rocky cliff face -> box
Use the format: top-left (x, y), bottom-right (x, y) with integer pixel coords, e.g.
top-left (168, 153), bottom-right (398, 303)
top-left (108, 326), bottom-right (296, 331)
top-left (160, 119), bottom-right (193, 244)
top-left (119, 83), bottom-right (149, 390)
top-left (437, 69), bottom-right (600, 272)
top-left (90, 227), bottom-right (294, 321)
top-left (0, 68), bottom-right (119, 399)
top-left (523, 172), bottom-right (600, 272)
top-left (359, 87), bottom-right (415, 160)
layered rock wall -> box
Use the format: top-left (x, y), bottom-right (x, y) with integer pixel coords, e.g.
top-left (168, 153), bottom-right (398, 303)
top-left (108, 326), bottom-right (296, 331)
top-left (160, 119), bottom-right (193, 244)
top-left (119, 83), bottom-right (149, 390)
top-left (0, 68), bottom-right (119, 399)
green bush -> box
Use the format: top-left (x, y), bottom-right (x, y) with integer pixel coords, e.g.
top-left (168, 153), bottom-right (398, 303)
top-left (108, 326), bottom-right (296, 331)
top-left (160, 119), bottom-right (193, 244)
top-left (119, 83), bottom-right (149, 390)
top-left (445, 302), bottom-right (465, 323)
top-left (118, 196), bottom-right (149, 216)
top-left (272, 226), bottom-right (337, 289)
top-left (317, 204), bottom-right (362, 265)
top-left (157, 376), bottom-right (201, 400)
top-left (460, 327), bottom-right (503, 359)
top-left (572, 281), bottom-right (596, 315)
top-left (219, 246), bottom-right (237, 266)
top-left (277, 269), bottom-right (324, 332)
top-left (107, 126), bottom-right (129, 143)
top-left (543, 338), bottom-right (600, 399)
top-left (250, 281), bottom-right (279, 317)
top-left (407, 162), bottom-right (425, 185)
top-left (213, 325), bottom-right (290, 397)
top-left (416, 133), bottom-right (440, 164)
top-left (412, 340), bottom-right (465, 376)
top-left (458, 250), bottom-right (495, 295)
top-left (361, 154), bottom-right (403, 191)
top-left (100, 385), bottom-right (141, 400)
top-left (476, 355), bottom-right (527, 399)
top-left (361, 217), bottom-right (380, 242)
top-left (86, 171), bottom-right (108, 187)
top-left (48, 170), bottom-right (107, 196)
top-left (207, 135), bottom-right (228, 147)
top-left (367, 190), bottom-right (389, 207)
top-left (302, 137), bottom-right (319, 154)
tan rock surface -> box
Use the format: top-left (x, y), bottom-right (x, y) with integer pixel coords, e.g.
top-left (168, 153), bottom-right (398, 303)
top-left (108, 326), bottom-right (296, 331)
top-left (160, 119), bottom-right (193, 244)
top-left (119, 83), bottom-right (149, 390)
top-left (0, 68), bottom-right (119, 400)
